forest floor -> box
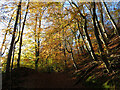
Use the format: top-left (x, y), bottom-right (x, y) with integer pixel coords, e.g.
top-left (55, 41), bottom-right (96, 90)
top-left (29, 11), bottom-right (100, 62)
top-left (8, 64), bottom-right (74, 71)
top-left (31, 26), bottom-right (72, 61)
top-left (2, 66), bottom-right (120, 89)
top-left (2, 67), bottom-right (85, 89)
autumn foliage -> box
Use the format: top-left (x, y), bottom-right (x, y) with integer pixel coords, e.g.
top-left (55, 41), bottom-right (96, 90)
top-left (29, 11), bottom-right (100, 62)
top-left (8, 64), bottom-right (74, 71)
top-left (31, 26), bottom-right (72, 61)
top-left (1, 0), bottom-right (120, 89)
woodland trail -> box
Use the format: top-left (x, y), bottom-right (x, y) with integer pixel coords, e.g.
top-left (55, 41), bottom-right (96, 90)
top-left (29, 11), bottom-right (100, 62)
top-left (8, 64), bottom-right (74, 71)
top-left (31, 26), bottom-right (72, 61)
top-left (3, 67), bottom-right (85, 89)
top-left (15, 72), bottom-right (81, 88)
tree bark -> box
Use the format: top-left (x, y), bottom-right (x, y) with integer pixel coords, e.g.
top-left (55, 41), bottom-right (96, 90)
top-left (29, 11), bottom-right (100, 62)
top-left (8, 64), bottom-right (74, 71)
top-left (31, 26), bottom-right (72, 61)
top-left (82, 17), bottom-right (98, 61)
top-left (93, 2), bottom-right (112, 73)
top-left (95, 13), bottom-right (109, 53)
top-left (99, 2), bottom-right (108, 39)
top-left (85, 3), bottom-right (108, 51)
top-left (77, 21), bottom-right (93, 58)
top-left (72, 1), bottom-right (98, 61)
top-left (11, 5), bottom-right (22, 70)
top-left (17, 1), bottom-right (29, 68)
top-left (65, 39), bottom-right (78, 70)
top-left (6, 0), bottom-right (22, 73)
top-left (34, 14), bottom-right (41, 71)
top-left (11, 25), bottom-right (21, 70)
top-left (63, 48), bottom-right (67, 67)
top-left (71, 28), bottom-right (81, 56)
top-left (102, 0), bottom-right (120, 36)
top-left (0, 11), bottom-right (15, 56)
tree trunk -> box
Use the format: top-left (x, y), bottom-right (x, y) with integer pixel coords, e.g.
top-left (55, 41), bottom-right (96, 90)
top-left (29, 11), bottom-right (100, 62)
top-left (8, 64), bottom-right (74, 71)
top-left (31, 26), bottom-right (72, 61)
top-left (72, 1), bottom-right (98, 61)
top-left (77, 21), bottom-right (93, 58)
top-left (34, 14), bottom-right (38, 70)
top-left (6, 0), bottom-right (21, 73)
top-left (71, 29), bottom-right (81, 56)
top-left (34, 14), bottom-right (40, 71)
top-left (65, 39), bottom-right (78, 70)
top-left (11, 26), bottom-right (21, 70)
top-left (11, 44), bottom-right (15, 70)
top-left (102, 0), bottom-right (120, 36)
top-left (63, 48), bottom-right (67, 69)
top-left (0, 11), bottom-right (15, 57)
top-left (71, 50), bottom-right (78, 70)
top-left (93, 2), bottom-right (112, 73)
top-left (11, 7), bottom-right (22, 70)
top-left (99, 2), bottom-right (108, 39)
top-left (95, 13), bottom-right (109, 54)
top-left (35, 40), bottom-right (40, 71)
top-left (85, 3), bottom-right (108, 51)
top-left (17, 1), bottom-right (29, 68)
top-left (83, 17), bottom-right (98, 61)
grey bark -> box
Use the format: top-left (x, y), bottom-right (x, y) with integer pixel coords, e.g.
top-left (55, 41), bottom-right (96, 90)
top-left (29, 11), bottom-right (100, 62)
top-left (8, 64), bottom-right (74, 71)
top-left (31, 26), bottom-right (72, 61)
top-left (95, 13), bottom-right (109, 53)
top-left (99, 2), bottom-right (108, 39)
top-left (93, 2), bottom-right (112, 73)
top-left (77, 21), bottom-right (93, 58)
top-left (102, 0), bottom-right (120, 36)
top-left (72, 1), bottom-right (98, 61)
top-left (85, 3), bottom-right (108, 51)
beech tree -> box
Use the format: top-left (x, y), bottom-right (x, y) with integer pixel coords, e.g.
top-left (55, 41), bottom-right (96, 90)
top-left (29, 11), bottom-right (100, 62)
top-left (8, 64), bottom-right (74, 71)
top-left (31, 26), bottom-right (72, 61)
top-left (92, 2), bottom-right (112, 73)
top-left (6, 0), bottom-right (22, 73)
top-left (17, 0), bottom-right (29, 68)
top-left (71, 1), bottom-right (98, 61)
top-left (102, 0), bottom-right (120, 36)
top-left (0, 0), bottom-right (119, 75)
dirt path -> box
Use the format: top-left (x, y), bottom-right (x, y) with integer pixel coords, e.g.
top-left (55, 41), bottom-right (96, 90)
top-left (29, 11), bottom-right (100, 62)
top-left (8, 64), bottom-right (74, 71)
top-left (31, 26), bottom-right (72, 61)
top-left (10, 71), bottom-right (84, 88)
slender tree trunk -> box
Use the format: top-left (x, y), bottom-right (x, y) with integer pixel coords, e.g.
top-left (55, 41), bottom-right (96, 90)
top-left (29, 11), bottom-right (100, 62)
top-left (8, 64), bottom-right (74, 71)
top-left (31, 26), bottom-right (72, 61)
top-left (95, 13), bottom-right (109, 54)
top-left (77, 38), bottom-right (84, 53)
top-left (76, 32), bottom-right (83, 53)
top-left (71, 50), bottom-right (78, 70)
top-left (34, 14), bottom-right (40, 71)
top-left (72, 1), bottom-right (98, 61)
top-left (85, 3), bottom-right (108, 40)
top-left (76, 34), bottom-right (82, 53)
top-left (35, 16), bottom-right (42, 71)
top-left (85, 4), bottom-right (108, 51)
top-left (11, 44), bottom-right (15, 70)
top-left (63, 48), bottom-right (67, 69)
top-left (17, 1), bottom-right (29, 68)
top-left (62, 28), bottom-right (67, 68)
top-left (99, 2), bottom-right (108, 39)
top-left (35, 14), bottom-right (42, 71)
top-left (83, 17), bottom-right (98, 61)
top-left (34, 14), bottom-right (38, 70)
top-left (102, 0), bottom-right (120, 36)
top-left (77, 21), bottom-right (93, 58)
top-left (0, 11), bottom-right (15, 57)
top-left (93, 2), bottom-right (112, 73)
top-left (11, 7), bottom-right (22, 70)
top-left (93, 2), bottom-right (104, 53)
top-left (71, 29), bottom-right (81, 56)
top-left (75, 36), bottom-right (81, 56)
top-left (35, 39), bottom-right (40, 71)
top-left (6, 0), bottom-right (21, 73)
top-left (65, 40), bottom-right (78, 70)
top-left (11, 27), bottom-right (21, 70)
top-left (35, 12), bottom-right (46, 69)
top-left (62, 26), bottom-right (78, 70)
